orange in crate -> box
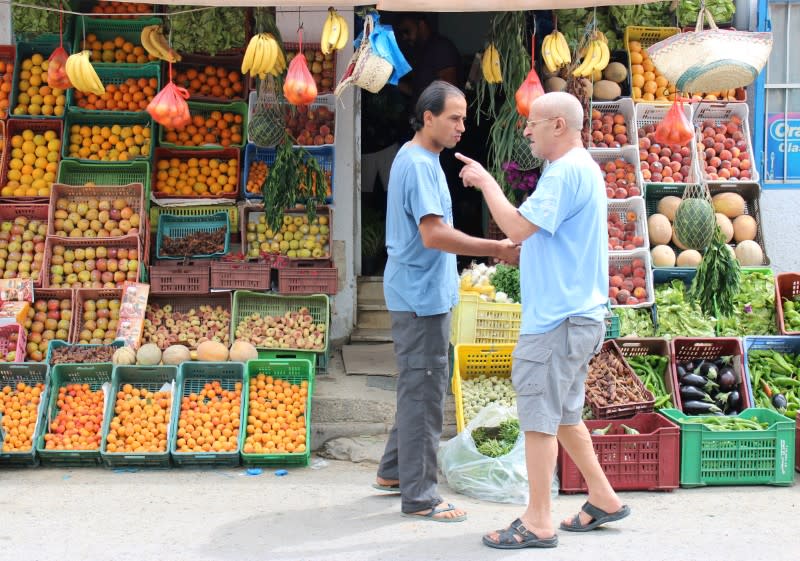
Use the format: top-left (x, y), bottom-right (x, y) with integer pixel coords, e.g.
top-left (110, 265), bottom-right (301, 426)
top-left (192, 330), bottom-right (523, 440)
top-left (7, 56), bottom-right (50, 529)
top-left (0, 380), bottom-right (44, 452)
top-left (154, 154), bottom-right (239, 197)
top-left (174, 65), bottom-right (245, 100)
top-left (163, 110), bottom-right (243, 147)
top-left (79, 33), bottom-right (157, 64)
top-left (91, 1), bottom-right (154, 18)
top-left (0, 58), bottom-right (14, 119)
top-left (242, 374), bottom-right (308, 455)
top-left (175, 380), bottom-right (242, 453)
top-left (105, 384), bottom-right (171, 453)
top-left (43, 383), bottom-right (104, 450)
top-left (73, 77), bottom-right (159, 111)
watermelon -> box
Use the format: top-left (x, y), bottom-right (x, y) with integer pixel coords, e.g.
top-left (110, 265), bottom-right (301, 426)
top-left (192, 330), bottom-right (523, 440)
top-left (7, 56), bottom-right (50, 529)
top-left (673, 198), bottom-right (715, 251)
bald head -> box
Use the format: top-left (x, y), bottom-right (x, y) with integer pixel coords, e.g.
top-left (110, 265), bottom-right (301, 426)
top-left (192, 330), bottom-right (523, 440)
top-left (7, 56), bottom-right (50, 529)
top-left (530, 92), bottom-right (583, 131)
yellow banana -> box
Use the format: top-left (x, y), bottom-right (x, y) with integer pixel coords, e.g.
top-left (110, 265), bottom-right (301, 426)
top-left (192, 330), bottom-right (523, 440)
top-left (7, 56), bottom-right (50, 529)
top-left (541, 34), bottom-right (559, 73)
top-left (242, 34), bottom-right (260, 74)
top-left (152, 27), bottom-right (181, 63)
top-left (489, 44), bottom-right (502, 82)
top-left (320, 9), bottom-right (335, 55)
top-left (140, 26), bottom-right (161, 59)
top-left (249, 36), bottom-right (265, 78)
top-left (572, 40), bottom-right (599, 78)
top-left (258, 34), bottom-right (278, 75)
top-left (64, 52), bottom-right (83, 91)
top-left (334, 12), bottom-right (349, 51)
top-left (275, 45), bottom-right (286, 72)
top-left (326, 10), bottom-right (341, 54)
top-left (595, 38), bottom-right (610, 72)
top-left (69, 51), bottom-right (104, 95)
top-left (554, 31), bottom-right (572, 66)
top-left (480, 48), bottom-right (494, 83)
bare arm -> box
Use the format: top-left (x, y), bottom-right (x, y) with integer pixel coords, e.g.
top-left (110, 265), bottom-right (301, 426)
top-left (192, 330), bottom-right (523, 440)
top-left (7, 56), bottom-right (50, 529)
top-left (418, 215), bottom-right (519, 264)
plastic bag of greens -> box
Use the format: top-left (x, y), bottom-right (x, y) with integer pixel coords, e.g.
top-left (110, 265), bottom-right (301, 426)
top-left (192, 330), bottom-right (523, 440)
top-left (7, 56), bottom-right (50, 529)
top-left (437, 402), bottom-right (558, 504)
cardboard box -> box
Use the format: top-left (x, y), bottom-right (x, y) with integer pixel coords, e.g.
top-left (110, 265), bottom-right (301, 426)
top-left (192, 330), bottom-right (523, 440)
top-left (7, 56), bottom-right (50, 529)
top-left (116, 282), bottom-right (149, 348)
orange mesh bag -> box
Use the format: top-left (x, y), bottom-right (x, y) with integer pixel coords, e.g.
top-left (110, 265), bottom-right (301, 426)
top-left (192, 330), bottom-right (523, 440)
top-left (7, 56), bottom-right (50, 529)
top-left (655, 98), bottom-right (694, 146)
top-left (47, 7), bottom-right (70, 89)
top-left (283, 28), bottom-right (317, 106)
top-left (515, 35), bottom-right (544, 117)
top-left (147, 63), bottom-right (190, 129)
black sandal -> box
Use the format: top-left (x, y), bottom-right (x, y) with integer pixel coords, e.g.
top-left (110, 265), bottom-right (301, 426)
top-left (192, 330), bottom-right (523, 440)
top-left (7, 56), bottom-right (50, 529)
top-left (482, 518), bottom-right (558, 549)
top-left (560, 502), bottom-right (631, 532)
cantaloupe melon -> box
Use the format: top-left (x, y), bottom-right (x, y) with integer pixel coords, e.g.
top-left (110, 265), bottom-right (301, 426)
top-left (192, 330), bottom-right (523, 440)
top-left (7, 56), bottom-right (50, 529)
top-left (647, 214), bottom-right (672, 245)
top-left (651, 245), bottom-right (676, 267)
top-left (162, 345), bottom-right (191, 365)
top-left (712, 192), bottom-right (746, 218)
top-left (735, 240), bottom-right (764, 266)
top-left (657, 196), bottom-right (682, 222)
top-left (732, 214), bottom-right (757, 242)
top-left (113, 346), bottom-right (136, 366)
top-left (197, 340), bottom-right (229, 362)
top-left (136, 343), bottom-right (162, 366)
top-left (672, 229), bottom-right (688, 250)
top-left (229, 340), bottom-right (258, 362)
top-left (674, 198), bottom-right (715, 250)
top-left (715, 213), bottom-right (734, 243)
top-left (676, 249), bottom-right (703, 267)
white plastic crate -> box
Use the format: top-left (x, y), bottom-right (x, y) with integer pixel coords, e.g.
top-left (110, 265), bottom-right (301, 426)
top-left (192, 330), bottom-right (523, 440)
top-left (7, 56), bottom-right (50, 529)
top-left (609, 249), bottom-right (655, 309)
top-left (592, 145), bottom-right (644, 199)
top-left (589, 97), bottom-right (638, 150)
top-left (607, 196), bottom-right (649, 253)
top-left (692, 102), bottom-right (759, 184)
top-left (634, 102), bottom-right (700, 187)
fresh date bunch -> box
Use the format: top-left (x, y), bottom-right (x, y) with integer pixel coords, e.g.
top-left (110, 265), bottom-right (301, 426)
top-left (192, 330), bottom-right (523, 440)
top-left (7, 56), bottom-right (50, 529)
top-left (162, 227), bottom-right (226, 257)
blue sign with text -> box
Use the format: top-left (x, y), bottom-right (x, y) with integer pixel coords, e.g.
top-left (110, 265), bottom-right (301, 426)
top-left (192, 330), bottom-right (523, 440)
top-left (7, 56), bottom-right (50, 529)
top-left (765, 113), bottom-right (800, 181)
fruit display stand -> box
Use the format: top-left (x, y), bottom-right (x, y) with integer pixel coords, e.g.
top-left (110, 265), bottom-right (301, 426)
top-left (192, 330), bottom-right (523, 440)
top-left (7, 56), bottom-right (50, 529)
top-left (65, 62), bottom-right (161, 114)
top-left (57, 160), bottom-right (152, 200)
top-left (241, 142), bottom-right (334, 202)
top-left (1, 118), bottom-right (64, 204)
top-left (608, 249), bottom-right (655, 308)
top-left (0, 203), bottom-right (51, 287)
top-left (708, 182), bottom-right (769, 265)
top-left (143, 292), bottom-right (231, 351)
top-left (159, 100), bottom-right (248, 150)
top-left (589, 97), bottom-right (638, 151)
top-left (607, 195), bottom-right (648, 252)
top-left (71, 16), bottom-right (163, 65)
top-left (70, 287), bottom-right (123, 344)
top-left (170, 54), bottom-right (248, 103)
top-left (558, 413), bottom-right (680, 493)
top-left (148, 260), bottom-right (211, 294)
top-left (0, 323), bottom-right (27, 362)
top-left (61, 110), bottom-right (154, 162)
top-left (28, 288), bottom-right (77, 362)
top-left (155, 211), bottom-right (230, 260)
top-left (593, 146), bottom-right (644, 199)
top-left (169, 361), bottom-right (246, 467)
top-left (240, 358), bottom-right (314, 467)
top-left (9, 38), bottom-right (67, 120)
top-left (670, 337), bottom-right (753, 412)
top-left (623, 26), bottom-right (679, 103)
top-left (0, 362), bottom-right (49, 466)
top-left (209, 260), bottom-right (271, 291)
top-left (42, 235), bottom-right (141, 290)
top-left (692, 102), bottom-right (758, 183)
top-left (100, 364), bottom-right (178, 468)
top-left (776, 272), bottom-right (800, 335)
top-left (450, 291), bottom-right (521, 347)
top-left (35, 362), bottom-right (113, 466)
top-left (151, 147), bottom-right (240, 201)
top-left (634, 102), bottom-right (699, 187)
top-left (587, 339), bottom-right (656, 419)
top-left (616, 337), bottom-right (680, 409)
top-left (451, 343), bottom-right (515, 433)
top-left (660, 407), bottom-right (795, 486)
top-left (45, 339), bottom-right (124, 365)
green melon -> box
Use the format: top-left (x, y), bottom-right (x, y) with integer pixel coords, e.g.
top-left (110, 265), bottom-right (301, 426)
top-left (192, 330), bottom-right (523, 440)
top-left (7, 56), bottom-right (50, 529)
top-left (673, 198), bottom-right (715, 251)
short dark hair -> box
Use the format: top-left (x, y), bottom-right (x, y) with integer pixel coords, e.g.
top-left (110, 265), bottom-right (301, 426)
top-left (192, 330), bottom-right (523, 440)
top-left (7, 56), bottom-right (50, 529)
top-left (410, 80), bottom-right (465, 131)
top-left (399, 12), bottom-right (433, 26)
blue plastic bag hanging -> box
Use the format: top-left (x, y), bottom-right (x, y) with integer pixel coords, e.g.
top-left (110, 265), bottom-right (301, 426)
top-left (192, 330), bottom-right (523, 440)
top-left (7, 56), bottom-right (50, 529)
top-left (355, 13), bottom-right (411, 85)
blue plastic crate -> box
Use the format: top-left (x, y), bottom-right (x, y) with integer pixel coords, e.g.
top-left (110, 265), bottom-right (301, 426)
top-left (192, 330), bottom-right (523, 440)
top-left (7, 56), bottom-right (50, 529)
top-left (742, 336), bottom-right (800, 412)
top-left (240, 143), bottom-right (334, 203)
top-left (155, 212), bottom-right (230, 260)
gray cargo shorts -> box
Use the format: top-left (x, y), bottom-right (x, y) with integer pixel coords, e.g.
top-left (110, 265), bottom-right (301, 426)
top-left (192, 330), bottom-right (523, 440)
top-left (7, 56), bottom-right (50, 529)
top-left (511, 316), bottom-right (605, 435)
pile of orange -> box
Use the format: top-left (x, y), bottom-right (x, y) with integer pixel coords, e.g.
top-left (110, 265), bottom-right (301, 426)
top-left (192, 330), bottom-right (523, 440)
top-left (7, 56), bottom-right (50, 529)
top-left (246, 161), bottom-right (268, 195)
top-left (12, 54), bottom-right (66, 117)
top-left (2, 128), bottom-right (61, 197)
top-left (174, 65), bottom-right (245, 100)
top-left (163, 110), bottom-right (243, 148)
top-left (0, 60), bottom-right (14, 119)
top-left (91, 1), bottom-right (153, 18)
top-left (43, 383), bottom-right (105, 450)
top-left (67, 123), bottom-right (151, 161)
top-left (0, 381), bottom-right (44, 452)
top-left (105, 384), bottom-right (171, 453)
top-left (174, 380), bottom-right (242, 453)
top-left (73, 77), bottom-right (159, 111)
top-left (242, 374), bottom-right (308, 455)
top-left (79, 34), bottom-right (156, 64)
top-left (628, 41), bottom-right (674, 103)
top-left (154, 155), bottom-right (239, 197)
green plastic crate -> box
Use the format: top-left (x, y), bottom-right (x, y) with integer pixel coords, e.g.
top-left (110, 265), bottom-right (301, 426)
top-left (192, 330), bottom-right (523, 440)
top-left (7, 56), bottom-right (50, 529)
top-left (72, 16), bottom-right (163, 65)
top-left (155, 212), bottom-right (230, 260)
top-left (240, 359), bottom-right (314, 467)
top-left (0, 363), bottom-right (50, 467)
top-left (150, 203), bottom-right (239, 234)
top-left (57, 159), bottom-right (151, 199)
top-left (10, 38), bottom-right (68, 120)
top-left (35, 363), bottom-right (113, 466)
top-left (99, 365), bottom-right (178, 468)
top-left (159, 100), bottom-right (249, 150)
top-left (660, 408), bottom-right (796, 487)
top-left (66, 63), bottom-right (161, 114)
top-left (170, 362), bottom-right (245, 467)
top-left (257, 349), bottom-right (329, 376)
top-left (62, 110), bottom-right (154, 162)
top-left (231, 291), bottom-right (330, 357)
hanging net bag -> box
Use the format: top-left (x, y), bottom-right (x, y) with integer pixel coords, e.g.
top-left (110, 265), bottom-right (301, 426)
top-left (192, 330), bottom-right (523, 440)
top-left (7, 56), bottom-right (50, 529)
top-left (674, 183), bottom-right (716, 251)
top-left (249, 77), bottom-right (285, 147)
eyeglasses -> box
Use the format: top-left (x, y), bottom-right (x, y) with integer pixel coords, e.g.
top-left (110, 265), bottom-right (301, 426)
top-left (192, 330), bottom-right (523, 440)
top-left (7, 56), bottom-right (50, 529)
top-left (525, 116), bottom-right (558, 128)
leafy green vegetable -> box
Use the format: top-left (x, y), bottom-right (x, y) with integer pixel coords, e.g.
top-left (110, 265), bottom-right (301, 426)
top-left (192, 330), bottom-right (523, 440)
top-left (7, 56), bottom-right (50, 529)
top-left (655, 279), bottom-right (716, 339)
top-left (689, 227), bottom-right (741, 318)
top-left (167, 7), bottom-right (247, 56)
top-left (471, 417), bottom-right (520, 458)
top-left (610, 2), bottom-right (674, 29)
top-left (555, 8), bottom-right (623, 52)
top-left (678, 0), bottom-right (736, 26)
top-left (12, 0), bottom-right (69, 36)
top-left (490, 265), bottom-right (520, 304)
top-left (716, 270), bottom-right (776, 336)
top-left (613, 307), bottom-right (655, 337)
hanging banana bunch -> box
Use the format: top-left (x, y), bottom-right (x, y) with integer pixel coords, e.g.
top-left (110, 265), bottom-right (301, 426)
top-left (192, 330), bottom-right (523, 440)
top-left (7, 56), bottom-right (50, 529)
top-left (541, 29), bottom-right (571, 74)
top-left (481, 43), bottom-right (503, 84)
top-left (65, 51), bottom-right (105, 95)
top-left (572, 30), bottom-right (610, 78)
top-left (241, 33), bottom-right (286, 79)
top-left (321, 8), bottom-right (349, 55)
top-left (141, 25), bottom-right (182, 63)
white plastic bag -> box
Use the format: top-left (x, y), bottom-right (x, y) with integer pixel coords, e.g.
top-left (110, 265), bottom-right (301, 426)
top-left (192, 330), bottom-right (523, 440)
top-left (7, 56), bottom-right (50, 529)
top-left (437, 402), bottom-right (558, 504)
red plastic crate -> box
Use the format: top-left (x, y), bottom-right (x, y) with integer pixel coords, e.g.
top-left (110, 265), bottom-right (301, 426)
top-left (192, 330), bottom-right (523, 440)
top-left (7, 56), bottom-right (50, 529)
top-left (149, 261), bottom-right (210, 294)
top-left (48, 183), bottom-right (146, 242)
top-left (277, 266), bottom-right (337, 295)
top-left (615, 337), bottom-right (681, 410)
top-left (669, 337), bottom-right (752, 413)
top-left (1, 119), bottom-right (63, 204)
top-left (27, 287), bottom-right (76, 361)
top-left (209, 261), bottom-right (270, 291)
top-left (71, 288), bottom-right (123, 344)
top-left (776, 272), bottom-right (800, 335)
top-left (151, 147), bottom-right (240, 201)
top-left (0, 204), bottom-right (49, 287)
top-left (42, 235), bottom-right (141, 290)
top-left (558, 413), bottom-right (680, 492)
top-left (0, 323), bottom-right (27, 362)
top-left (587, 340), bottom-right (655, 419)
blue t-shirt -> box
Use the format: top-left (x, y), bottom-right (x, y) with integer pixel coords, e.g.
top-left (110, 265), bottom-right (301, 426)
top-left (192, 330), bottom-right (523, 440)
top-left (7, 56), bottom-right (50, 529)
top-left (383, 143), bottom-right (459, 316)
top-left (517, 147), bottom-right (608, 334)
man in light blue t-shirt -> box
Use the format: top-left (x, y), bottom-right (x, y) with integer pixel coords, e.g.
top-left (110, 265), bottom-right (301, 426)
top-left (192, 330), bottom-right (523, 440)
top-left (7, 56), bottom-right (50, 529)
top-left (374, 81), bottom-right (519, 523)
top-left (456, 92), bottom-right (630, 549)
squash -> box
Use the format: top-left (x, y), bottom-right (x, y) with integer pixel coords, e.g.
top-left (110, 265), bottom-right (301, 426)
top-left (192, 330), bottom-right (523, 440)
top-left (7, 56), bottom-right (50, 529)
top-left (732, 214), bottom-right (757, 242)
top-left (136, 343), bottom-right (162, 366)
top-left (603, 62), bottom-right (628, 83)
top-left (656, 196), bottom-right (682, 222)
top-left (647, 214), bottom-right (672, 245)
top-left (162, 344), bottom-right (192, 365)
top-left (593, 80), bottom-right (621, 101)
top-left (229, 340), bottom-right (258, 362)
top-left (715, 213), bottom-right (734, 243)
top-left (197, 340), bottom-right (229, 362)
top-left (734, 240), bottom-right (764, 266)
top-left (651, 245), bottom-right (676, 267)
top-left (112, 346), bottom-right (137, 366)
top-left (712, 192), bottom-right (746, 218)
top-left (676, 249), bottom-right (703, 267)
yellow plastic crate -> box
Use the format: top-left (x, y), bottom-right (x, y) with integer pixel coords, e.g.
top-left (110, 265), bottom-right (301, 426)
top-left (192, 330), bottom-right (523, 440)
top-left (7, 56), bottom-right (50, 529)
top-left (623, 26), bottom-right (679, 103)
top-left (451, 344), bottom-right (515, 433)
top-left (451, 291), bottom-right (521, 346)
